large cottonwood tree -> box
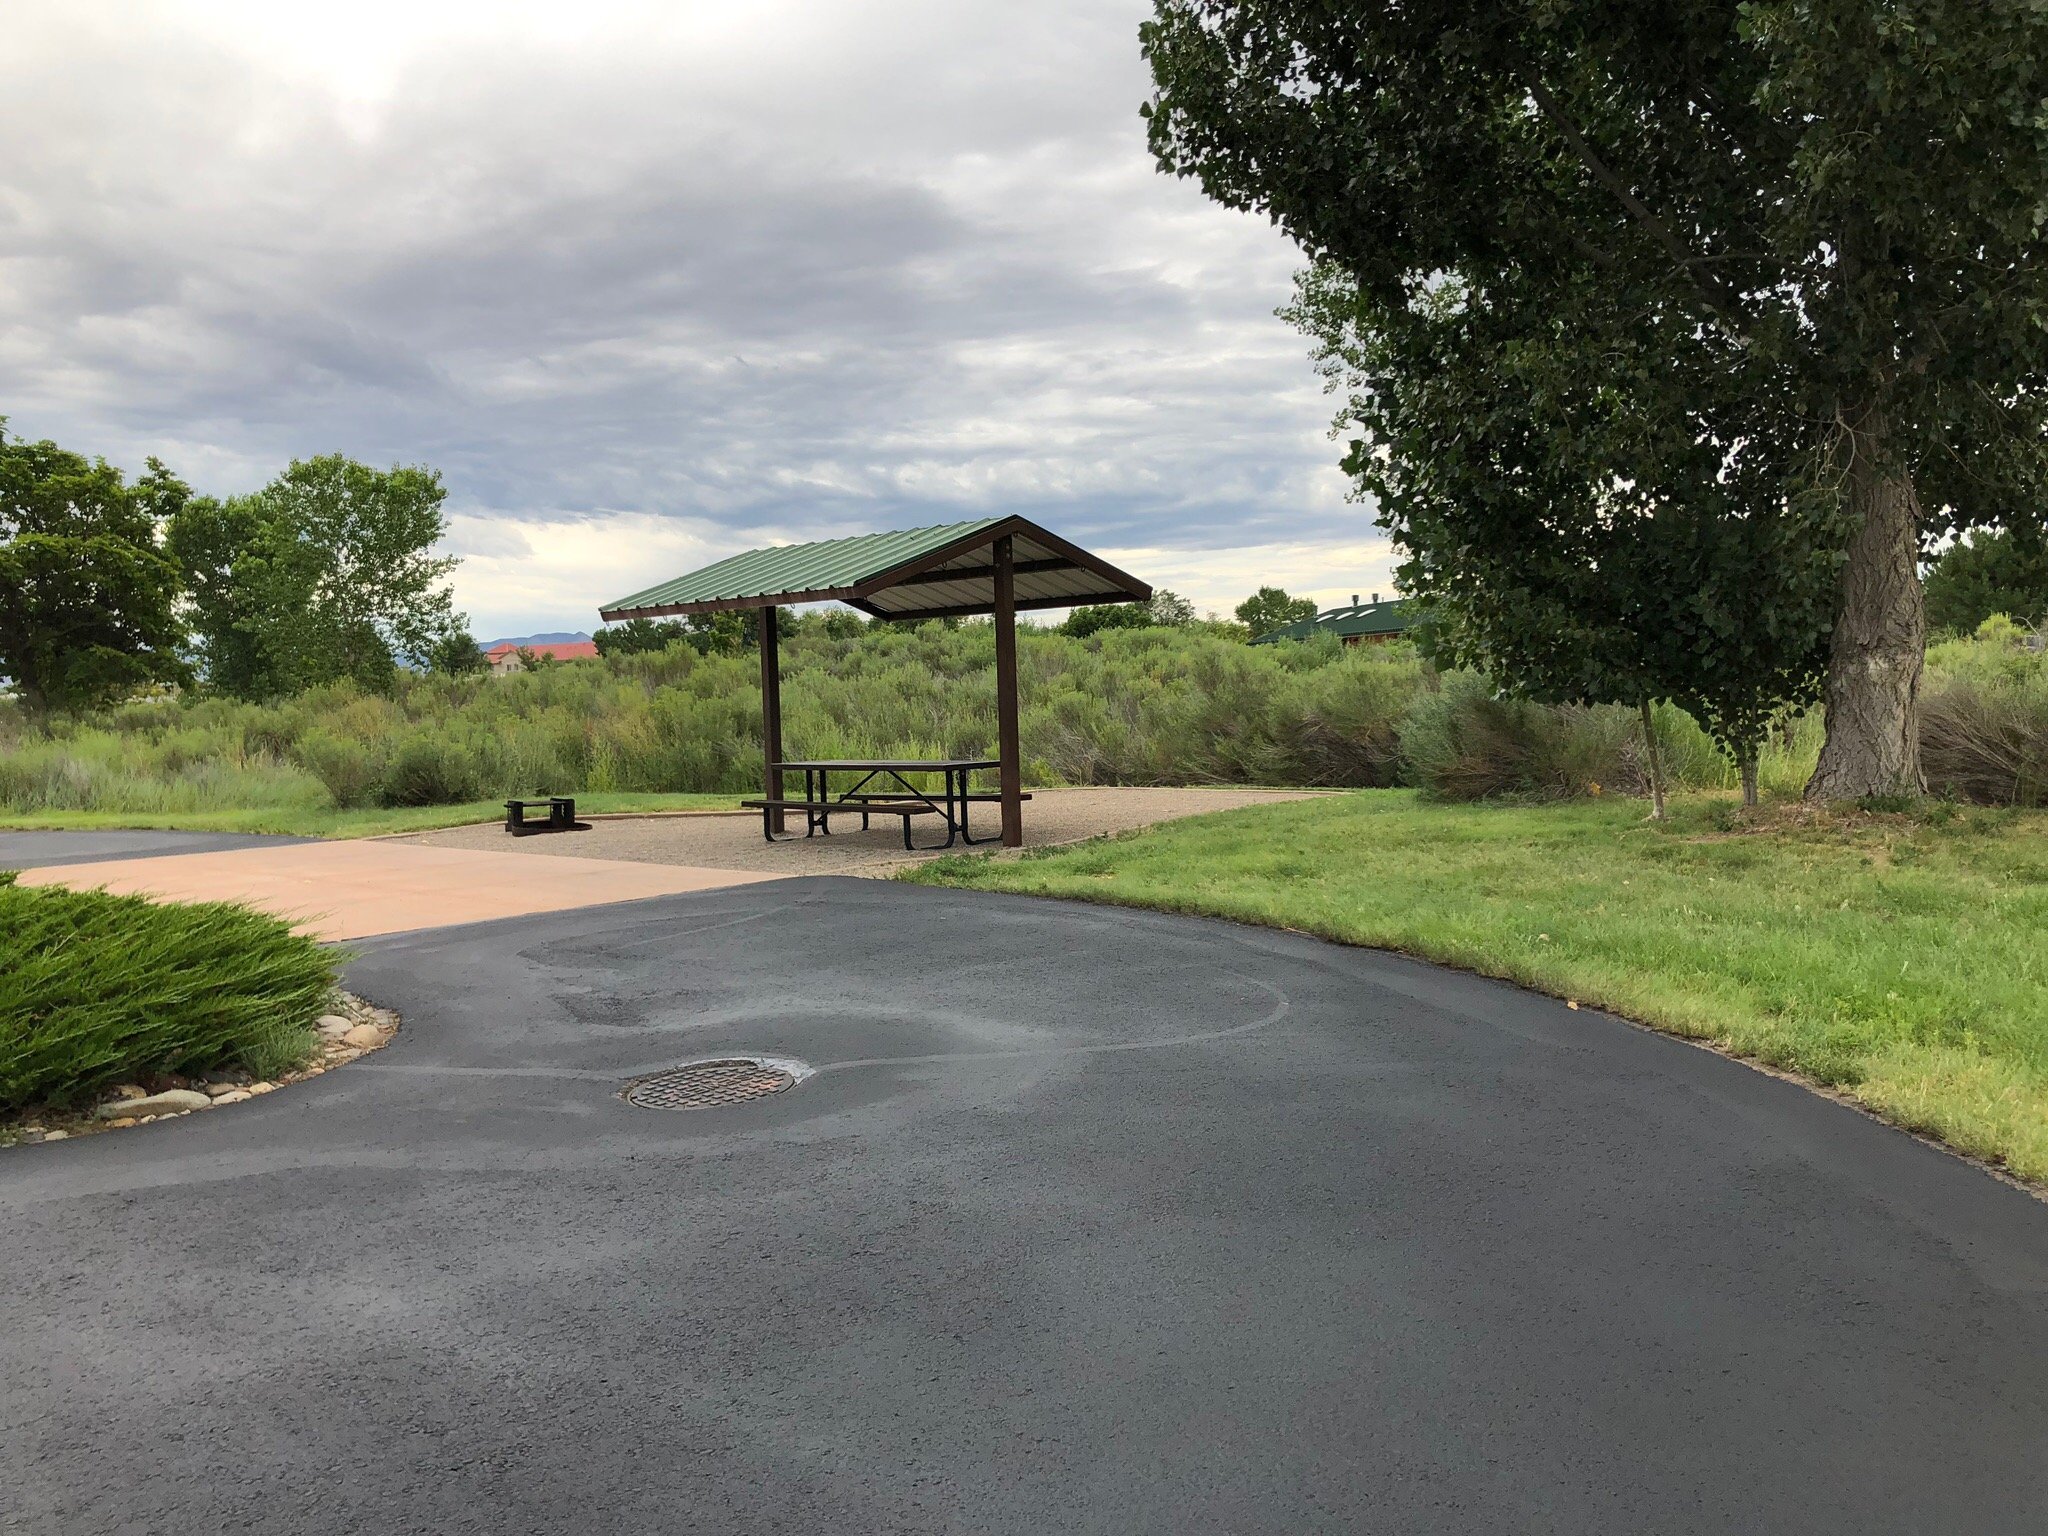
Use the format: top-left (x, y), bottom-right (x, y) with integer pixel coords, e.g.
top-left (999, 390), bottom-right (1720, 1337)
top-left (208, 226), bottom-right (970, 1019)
top-left (1143, 1), bottom-right (2048, 797)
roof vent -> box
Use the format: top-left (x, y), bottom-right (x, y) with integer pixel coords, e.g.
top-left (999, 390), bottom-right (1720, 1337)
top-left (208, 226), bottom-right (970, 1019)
top-left (1351, 594), bottom-right (1360, 606)
top-left (1371, 591), bottom-right (1381, 604)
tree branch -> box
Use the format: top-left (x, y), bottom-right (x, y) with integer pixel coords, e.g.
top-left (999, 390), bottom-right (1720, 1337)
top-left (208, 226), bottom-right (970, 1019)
top-left (1524, 79), bottom-right (1760, 344)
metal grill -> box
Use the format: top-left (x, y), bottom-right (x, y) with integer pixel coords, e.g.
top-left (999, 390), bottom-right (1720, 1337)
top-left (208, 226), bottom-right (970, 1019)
top-left (623, 1059), bottom-right (796, 1110)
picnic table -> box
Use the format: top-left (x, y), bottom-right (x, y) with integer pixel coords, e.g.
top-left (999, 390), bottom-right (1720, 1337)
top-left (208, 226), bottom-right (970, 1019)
top-left (741, 758), bottom-right (1029, 850)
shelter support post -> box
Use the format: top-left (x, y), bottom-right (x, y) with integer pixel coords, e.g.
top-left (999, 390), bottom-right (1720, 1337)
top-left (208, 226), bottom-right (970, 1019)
top-left (760, 604), bottom-right (784, 835)
top-left (993, 535), bottom-right (1023, 847)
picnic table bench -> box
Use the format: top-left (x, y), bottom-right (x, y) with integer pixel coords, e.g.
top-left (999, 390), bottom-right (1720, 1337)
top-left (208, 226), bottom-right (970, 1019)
top-left (742, 759), bottom-right (1029, 850)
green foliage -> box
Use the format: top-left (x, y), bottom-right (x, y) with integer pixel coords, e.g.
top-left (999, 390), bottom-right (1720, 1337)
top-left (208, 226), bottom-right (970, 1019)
top-left (1062, 602), bottom-right (1152, 638)
top-left (1143, 1), bottom-right (2048, 796)
top-left (1233, 586), bottom-right (1317, 638)
top-left (684, 609), bottom-right (760, 655)
top-left (167, 455), bottom-right (463, 698)
top-left (594, 618), bottom-right (688, 656)
top-left (1286, 266), bottom-right (1838, 771)
top-left (424, 626), bottom-right (488, 675)
top-left (0, 424), bottom-right (187, 713)
top-left (1925, 532), bottom-right (2048, 635)
top-left (1063, 590), bottom-right (1194, 636)
top-left (0, 882), bottom-right (336, 1109)
top-left (1, 626), bottom-right (2036, 816)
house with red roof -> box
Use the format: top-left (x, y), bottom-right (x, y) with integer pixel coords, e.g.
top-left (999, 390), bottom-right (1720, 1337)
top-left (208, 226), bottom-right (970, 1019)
top-left (484, 639), bottom-right (598, 676)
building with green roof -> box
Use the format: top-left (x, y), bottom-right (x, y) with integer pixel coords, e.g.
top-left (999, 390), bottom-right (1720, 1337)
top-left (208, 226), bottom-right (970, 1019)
top-left (1250, 593), bottom-right (1416, 646)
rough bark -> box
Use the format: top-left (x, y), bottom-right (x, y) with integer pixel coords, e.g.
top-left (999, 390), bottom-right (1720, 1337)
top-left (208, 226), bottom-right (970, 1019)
top-left (1739, 750), bottom-right (1759, 809)
top-left (1806, 407), bottom-right (1927, 800)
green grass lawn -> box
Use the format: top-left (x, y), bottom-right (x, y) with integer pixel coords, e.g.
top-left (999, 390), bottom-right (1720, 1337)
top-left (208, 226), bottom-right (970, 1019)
top-left (906, 790), bottom-right (2048, 1185)
top-left (0, 792), bottom-right (743, 840)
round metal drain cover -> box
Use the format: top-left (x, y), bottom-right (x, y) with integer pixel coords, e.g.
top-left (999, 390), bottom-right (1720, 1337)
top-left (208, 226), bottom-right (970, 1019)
top-left (624, 1058), bottom-right (796, 1110)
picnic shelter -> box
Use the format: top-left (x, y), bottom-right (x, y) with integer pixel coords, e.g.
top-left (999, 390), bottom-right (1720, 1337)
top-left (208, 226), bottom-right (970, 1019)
top-left (600, 516), bottom-right (1151, 847)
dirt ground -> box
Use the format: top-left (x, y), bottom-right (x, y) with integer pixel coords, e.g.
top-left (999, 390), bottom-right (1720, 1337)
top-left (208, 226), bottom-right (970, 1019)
top-left (395, 785), bottom-right (1322, 876)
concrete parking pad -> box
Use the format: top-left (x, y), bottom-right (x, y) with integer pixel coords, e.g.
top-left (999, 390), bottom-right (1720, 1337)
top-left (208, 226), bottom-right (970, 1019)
top-left (14, 838), bottom-right (784, 939)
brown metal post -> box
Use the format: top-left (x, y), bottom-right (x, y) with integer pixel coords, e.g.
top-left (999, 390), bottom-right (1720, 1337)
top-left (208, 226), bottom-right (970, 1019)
top-left (759, 605), bottom-right (785, 835)
top-left (992, 536), bottom-right (1023, 847)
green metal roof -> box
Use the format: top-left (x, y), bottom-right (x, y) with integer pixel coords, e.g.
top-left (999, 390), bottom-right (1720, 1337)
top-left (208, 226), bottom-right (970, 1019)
top-left (1251, 597), bottom-right (1417, 645)
top-left (599, 515), bottom-right (1150, 623)
top-left (604, 519), bottom-right (1003, 615)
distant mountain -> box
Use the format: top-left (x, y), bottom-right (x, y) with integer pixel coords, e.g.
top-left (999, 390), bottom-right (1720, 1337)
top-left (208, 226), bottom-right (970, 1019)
top-left (477, 631), bottom-right (592, 652)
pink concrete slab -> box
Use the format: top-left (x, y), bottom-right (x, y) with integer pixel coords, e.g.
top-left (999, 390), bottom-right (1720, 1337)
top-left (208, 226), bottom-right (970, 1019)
top-left (15, 840), bottom-right (788, 941)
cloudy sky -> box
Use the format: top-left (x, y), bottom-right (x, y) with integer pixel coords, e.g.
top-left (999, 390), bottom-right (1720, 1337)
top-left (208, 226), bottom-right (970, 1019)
top-left (5, 0), bottom-right (1395, 639)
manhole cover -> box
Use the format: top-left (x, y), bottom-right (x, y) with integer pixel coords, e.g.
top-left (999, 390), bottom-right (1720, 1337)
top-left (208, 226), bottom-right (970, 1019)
top-left (623, 1058), bottom-right (797, 1110)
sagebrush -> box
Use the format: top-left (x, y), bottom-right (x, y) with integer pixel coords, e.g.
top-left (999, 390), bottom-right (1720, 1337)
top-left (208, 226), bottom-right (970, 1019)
top-left (1, 620), bottom-right (2042, 814)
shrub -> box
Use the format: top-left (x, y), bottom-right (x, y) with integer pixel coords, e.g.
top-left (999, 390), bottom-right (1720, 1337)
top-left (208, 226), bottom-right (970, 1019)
top-left (0, 883), bottom-right (336, 1109)
top-left (1922, 685), bottom-right (2048, 807)
top-left (1919, 619), bottom-right (2048, 806)
top-left (1399, 672), bottom-right (1633, 800)
top-left (295, 728), bottom-right (386, 809)
top-left (1274, 646), bottom-right (1419, 786)
top-left (0, 622), bottom-right (2035, 813)
top-left (380, 732), bottom-right (485, 807)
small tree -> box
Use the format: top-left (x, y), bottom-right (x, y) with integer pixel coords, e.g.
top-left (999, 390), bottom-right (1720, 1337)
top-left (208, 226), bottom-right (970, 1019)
top-left (0, 426), bottom-right (186, 713)
top-left (1148, 589), bottom-right (1196, 626)
top-left (1234, 586), bottom-right (1318, 639)
top-left (1287, 267), bottom-right (1837, 810)
top-left (424, 626), bottom-right (488, 675)
top-left (680, 609), bottom-right (758, 656)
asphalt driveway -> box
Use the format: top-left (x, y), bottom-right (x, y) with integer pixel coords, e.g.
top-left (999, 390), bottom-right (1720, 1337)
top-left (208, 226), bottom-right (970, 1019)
top-left (5, 877), bottom-right (2046, 1533)
top-left (0, 828), bottom-right (315, 868)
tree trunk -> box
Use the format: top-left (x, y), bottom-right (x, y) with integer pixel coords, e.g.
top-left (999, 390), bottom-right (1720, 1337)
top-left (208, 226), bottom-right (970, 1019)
top-left (1739, 749), bottom-right (1759, 809)
top-left (1805, 405), bottom-right (1927, 800)
top-left (1638, 699), bottom-right (1666, 821)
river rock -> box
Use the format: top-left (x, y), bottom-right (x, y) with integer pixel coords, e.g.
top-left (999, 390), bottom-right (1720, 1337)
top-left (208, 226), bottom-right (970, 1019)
top-left (341, 1024), bottom-right (385, 1049)
top-left (96, 1089), bottom-right (210, 1120)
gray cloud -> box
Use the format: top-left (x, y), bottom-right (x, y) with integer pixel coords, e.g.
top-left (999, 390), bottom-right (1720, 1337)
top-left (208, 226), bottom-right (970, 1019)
top-left (2, 1), bottom-right (1379, 633)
